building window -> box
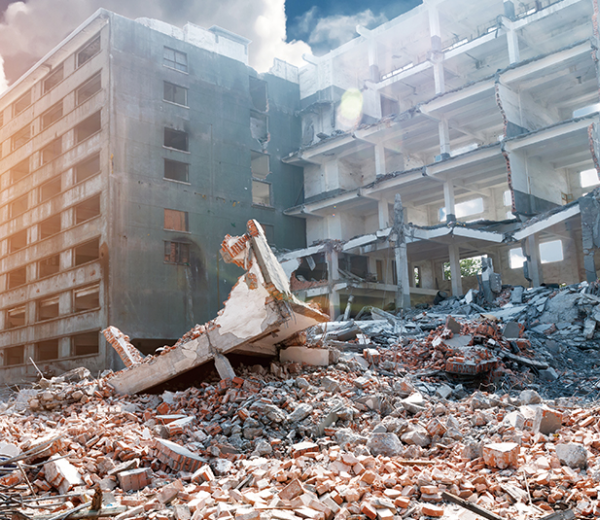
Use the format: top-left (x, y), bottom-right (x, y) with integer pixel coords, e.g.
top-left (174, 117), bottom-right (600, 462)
top-left (72, 332), bottom-right (99, 356)
top-left (37, 296), bottom-right (59, 321)
top-left (42, 101), bottom-right (63, 130)
top-left (164, 128), bottom-right (188, 151)
top-left (13, 90), bottom-right (31, 116)
top-left (251, 151), bottom-right (270, 179)
top-left (74, 154), bottom-right (100, 183)
top-left (76, 72), bottom-right (102, 105)
top-left (40, 177), bottom-right (62, 202)
top-left (38, 254), bottom-right (60, 278)
top-left (77, 35), bottom-right (101, 68)
top-left (164, 241), bottom-right (190, 265)
top-left (12, 125), bottom-right (31, 151)
top-left (581, 168), bottom-right (599, 188)
top-left (6, 306), bottom-right (26, 329)
top-left (41, 138), bottom-right (62, 165)
top-left (3, 346), bottom-right (24, 366)
top-left (252, 179), bottom-right (272, 206)
top-left (39, 214), bottom-right (62, 239)
top-left (74, 238), bottom-right (100, 266)
top-left (75, 111), bottom-right (101, 143)
top-left (8, 230), bottom-right (27, 253)
top-left (73, 284), bottom-right (100, 313)
top-left (250, 111), bottom-right (268, 142)
top-left (249, 77), bottom-right (268, 112)
top-left (75, 194), bottom-right (101, 224)
top-left (540, 240), bottom-right (564, 264)
top-left (163, 47), bottom-right (187, 72)
top-left (164, 82), bottom-right (188, 106)
top-left (44, 65), bottom-right (64, 93)
top-left (36, 339), bottom-right (59, 361)
top-left (164, 209), bottom-right (189, 231)
top-left (10, 159), bottom-right (30, 184)
top-left (10, 194), bottom-right (28, 218)
top-left (164, 159), bottom-right (189, 183)
top-left (413, 266), bottom-right (421, 288)
top-left (7, 267), bottom-right (26, 289)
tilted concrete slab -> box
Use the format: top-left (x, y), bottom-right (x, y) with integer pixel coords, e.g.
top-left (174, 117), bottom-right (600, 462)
top-left (104, 220), bottom-right (328, 394)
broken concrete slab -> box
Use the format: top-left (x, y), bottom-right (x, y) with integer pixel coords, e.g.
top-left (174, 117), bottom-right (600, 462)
top-left (280, 347), bottom-right (330, 366)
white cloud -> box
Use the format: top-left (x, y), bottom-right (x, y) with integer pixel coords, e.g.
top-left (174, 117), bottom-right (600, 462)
top-left (0, 56), bottom-right (8, 95)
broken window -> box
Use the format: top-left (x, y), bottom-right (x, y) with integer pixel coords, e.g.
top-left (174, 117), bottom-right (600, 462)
top-left (163, 47), bottom-right (187, 72)
top-left (73, 283), bottom-right (100, 312)
top-left (252, 180), bottom-right (271, 206)
top-left (75, 194), bottom-right (101, 224)
top-left (4, 346), bottom-right (24, 366)
top-left (72, 332), bottom-right (99, 356)
top-left (509, 248), bottom-right (526, 269)
top-left (77, 35), bottom-right (101, 68)
top-left (13, 90), bottom-right (31, 116)
top-left (164, 209), bottom-right (189, 231)
top-left (413, 266), bottom-right (421, 288)
top-left (42, 101), bottom-right (63, 130)
top-left (250, 111), bottom-right (268, 142)
top-left (40, 177), bottom-right (61, 202)
top-left (164, 241), bottom-right (190, 265)
top-left (439, 197), bottom-right (484, 221)
top-left (10, 159), bottom-right (30, 184)
top-left (7, 267), bottom-right (26, 289)
top-left (38, 254), bottom-right (60, 278)
top-left (249, 77), bottom-right (267, 112)
top-left (251, 151), bottom-right (269, 180)
top-left (43, 65), bottom-right (64, 93)
top-left (164, 82), bottom-right (188, 106)
top-left (164, 128), bottom-right (188, 151)
top-left (76, 72), bottom-right (102, 105)
top-left (540, 240), bottom-right (564, 264)
top-left (37, 296), bottom-right (59, 321)
top-left (580, 168), bottom-right (599, 188)
top-left (41, 137), bottom-right (62, 165)
top-left (12, 125), bottom-right (31, 150)
top-left (10, 194), bottom-right (28, 218)
top-left (75, 111), bottom-right (101, 143)
top-left (164, 159), bottom-right (189, 183)
top-left (8, 230), bottom-right (27, 253)
top-left (36, 339), bottom-right (59, 361)
top-left (6, 306), bottom-right (26, 329)
top-left (39, 214), bottom-right (62, 239)
top-left (74, 154), bottom-right (100, 183)
top-left (74, 238), bottom-right (100, 265)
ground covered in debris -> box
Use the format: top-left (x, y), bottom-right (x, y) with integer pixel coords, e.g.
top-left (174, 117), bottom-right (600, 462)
top-left (3, 283), bottom-right (600, 520)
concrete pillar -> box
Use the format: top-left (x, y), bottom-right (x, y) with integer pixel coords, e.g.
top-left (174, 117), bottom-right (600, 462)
top-left (507, 29), bottom-right (520, 64)
top-left (59, 337), bottom-right (71, 359)
top-left (433, 62), bottom-right (445, 95)
top-left (438, 119), bottom-right (451, 159)
top-left (327, 248), bottom-right (340, 318)
top-left (61, 249), bottom-right (72, 270)
top-left (367, 40), bottom-right (380, 82)
top-left (443, 181), bottom-right (456, 222)
top-left (448, 243), bottom-right (463, 296)
top-left (323, 160), bottom-right (340, 192)
top-left (524, 234), bottom-right (544, 287)
top-left (378, 198), bottom-right (390, 229)
top-left (428, 5), bottom-right (445, 95)
top-left (374, 142), bottom-right (386, 177)
top-left (392, 194), bottom-right (411, 310)
top-left (503, 0), bottom-right (516, 20)
top-left (579, 195), bottom-right (600, 282)
top-left (59, 291), bottom-right (72, 315)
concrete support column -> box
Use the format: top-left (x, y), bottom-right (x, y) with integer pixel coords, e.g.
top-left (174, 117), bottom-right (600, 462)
top-left (392, 194), bottom-right (411, 310)
top-left (378, 198), bottom-right (390, 229)
top-left (524, 235), bottom-right (544, 287)
top-left (448, 243), bottom-right (463, 296)
top-left (433, 63), bottom-right (445, 95)
top-left (580, 196), bottom-right (600, 282)
top-left (443, 181), bottom-right (456, 222)
top-left (327, 248), bottom-right (340, 319)
top-left (367, 40), bottom-right (380, 82)
top-left (60, 250), bottom-right (72, 270)
top-left (323, 159), bottom-right (340, 192)
top-left (59, 291), bottom-right (72, 316)
top-left (59, 337), bottom-right (71, 359)
top-left (428, 5), bottom-right (445, 95)
top-left (438, 119), bottom-right (451, 159)
top-left (374, 142), bottom-right (386, 177)
top-left (506, 29), bottom-right (520, 64)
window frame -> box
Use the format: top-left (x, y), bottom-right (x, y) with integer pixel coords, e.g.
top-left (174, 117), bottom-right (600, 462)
top-left (163, 127), bottom-right (189, 152)
top-left (164, 209), bottom-right (189, 232)
top-left (77, 34), bottom-right (101, 68)
top-left (76, 72), bottom-right (102, 106)
top-left (41, 100), bottom-right (64, 130)
top-left (251, 178), bottom-right (273, 207)
top-left (164, 158), bottom-right (190, 183)
top-left (13, 90), bottom-right (32, 117)
top-left (43, 64), bottom-right (64, 94)
top-left (163, 81), bottom-right (188, 107)
top-left (163, 47), bottom-right (188, 73)
top-left (164, 240), bottom-right (191, 265)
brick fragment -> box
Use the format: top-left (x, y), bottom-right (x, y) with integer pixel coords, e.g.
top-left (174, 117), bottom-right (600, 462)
top-left (360, 503), bottom-right (377, 520)
top-left (118, 468), bottom-right (151, 492)
top-left (482, 442), bottom-right (520, 469)
top-left (422, 504), bottom-right (444, 517)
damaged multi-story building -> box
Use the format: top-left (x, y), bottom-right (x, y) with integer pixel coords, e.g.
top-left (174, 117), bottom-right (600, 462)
top-left (0, 10), bottom-right (306, 383)
top-left (279, 0), bottom-right (600, 317)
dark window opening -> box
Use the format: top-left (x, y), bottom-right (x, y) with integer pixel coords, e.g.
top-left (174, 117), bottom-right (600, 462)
top-left (392, 260), bottom-right (398, 285)
top-left (250, 111), bottom-right (268, 142)
top-left (40, 177), bottom-right (61, 202)
top-left (164, 128), bottom-right (188, 151)
top-left (14, 90), bottom-right (31, 116)
top-left (75, 194), bottom-right (100, 224)
top-left (249, 77), bottom-right (268, 112)
top-left (6, 306), bottom-right (26, 329)
top-left (74, 238), bottom-right (100, 265)
top-left (10, 194), bottom-right (28, 218)
top-left (163, 47), bottom-right (187, 72)
top-left (164, 159), bottom-right (189, 182)
top-left (4, 346), bottom-right (24, 366)
top-left (164, 209), bottom-right (189, 231)
top-left (8, 267), bottom-right (27, 289)
top-left (41, 137), bottom-right (62, 165)
top-left (42, 101), bottom-right (63, 130)
top-left (38, 254), bottom-right (60, 278)
top-left (164, 241), bottom-right (190, 265)
top-left (164, 82), bottom-right (188, 106)
top-left (376, 259), bottom-right (384, 282)
top-left (251, 151), bottom-right (270, 180)
top-left (72, 332), bottom-right (99, 356)
top-left (339, 254), bottom-right (369, 279)
top-left (252, 179), bottom-right (271, 206)
top-left (74, 284), bottom-right (100, 312)
top-left (8, 230), bottom-right (27, 253)
top-left (413, 266), bottom-right (421, 288)
top-left (77, 35), bottom-right (101, 68)
top-left (39, 214), bottom-right (62, 239)
top-left (75, 111), bottom-right (101, 143)
top-left (37, 296), bottom-right (59, 321)
top-left (36, 339), bottom-right (59, 361)
top-left (44, 65), bottom-right (64, 93)
top-left (76, 72), bottom-right (101, 105)
top-left (74, 154), bottom-right (100, 183)
top-left (10, 159), bottom-right (30, 184)
top-left (12, 125), bottom-right (31, 150)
